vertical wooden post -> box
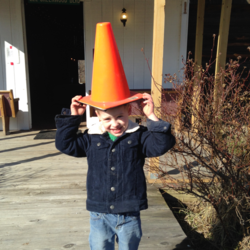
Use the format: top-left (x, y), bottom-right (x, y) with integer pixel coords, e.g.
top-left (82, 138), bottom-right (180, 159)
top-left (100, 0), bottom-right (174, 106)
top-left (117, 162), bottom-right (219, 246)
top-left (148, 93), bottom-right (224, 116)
top-left (148, 0), bottom-right (165, 183)
top-left (151, 0), bottom-right (165, 118)
top-left (191, 0), bottom-right (205, 128)
top-left (213, 0), bottom-right (232, 144)
top-left (194, 0), bottom-right (205, 67)
top-left (214, 0), bottom-right (232, 110)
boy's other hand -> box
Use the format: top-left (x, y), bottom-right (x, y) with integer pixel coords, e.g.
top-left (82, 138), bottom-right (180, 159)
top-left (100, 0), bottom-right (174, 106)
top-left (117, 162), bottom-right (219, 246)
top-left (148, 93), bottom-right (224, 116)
top-left (141, 93), bottom-right (159, 121)
top-left (70, 96), bottom-right (86, 116)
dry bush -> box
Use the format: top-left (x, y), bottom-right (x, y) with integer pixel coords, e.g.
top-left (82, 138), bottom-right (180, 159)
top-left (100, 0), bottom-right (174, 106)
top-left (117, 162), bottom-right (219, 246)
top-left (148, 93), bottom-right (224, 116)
top-left (145, 53), bottom-right (250, 249)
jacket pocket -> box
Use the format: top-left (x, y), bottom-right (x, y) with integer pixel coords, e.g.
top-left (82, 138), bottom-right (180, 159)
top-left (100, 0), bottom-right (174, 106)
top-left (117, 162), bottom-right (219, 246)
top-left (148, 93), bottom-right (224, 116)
top-left (89, 141), bottom-right (109, 162)
top-left (121, 139), bottom-right (140, 162)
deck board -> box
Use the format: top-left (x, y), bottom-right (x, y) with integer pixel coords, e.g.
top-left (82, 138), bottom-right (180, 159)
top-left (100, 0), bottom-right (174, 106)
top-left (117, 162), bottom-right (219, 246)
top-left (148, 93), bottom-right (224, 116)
top-left (0, 130), bottom-right (190, 250)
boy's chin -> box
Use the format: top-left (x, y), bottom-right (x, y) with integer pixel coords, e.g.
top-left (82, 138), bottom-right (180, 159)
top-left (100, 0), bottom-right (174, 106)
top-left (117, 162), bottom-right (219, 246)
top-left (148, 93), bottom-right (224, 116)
top-left (110, 131), bottom-right (123, 136)
top-left (109, 129), bottom-right (124, 137)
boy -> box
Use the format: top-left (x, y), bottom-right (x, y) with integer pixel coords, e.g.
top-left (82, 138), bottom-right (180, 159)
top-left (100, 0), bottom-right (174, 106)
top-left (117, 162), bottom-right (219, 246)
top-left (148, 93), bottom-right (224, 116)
top-left (55, 93), bottom-right (175, 250)
top-left (55, 22), bottom-right (175, 250)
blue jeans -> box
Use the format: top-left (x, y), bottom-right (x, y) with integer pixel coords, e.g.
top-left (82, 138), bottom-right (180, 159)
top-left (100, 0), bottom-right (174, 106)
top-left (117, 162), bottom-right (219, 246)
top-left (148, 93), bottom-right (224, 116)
top-left (89, 211), bottom-right (142, 250)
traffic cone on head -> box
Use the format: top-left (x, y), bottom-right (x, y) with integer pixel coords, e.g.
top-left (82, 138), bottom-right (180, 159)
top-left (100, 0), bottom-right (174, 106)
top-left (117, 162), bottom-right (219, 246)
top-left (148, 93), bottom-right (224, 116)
top-left (78, 22), bottom-right (143, 110)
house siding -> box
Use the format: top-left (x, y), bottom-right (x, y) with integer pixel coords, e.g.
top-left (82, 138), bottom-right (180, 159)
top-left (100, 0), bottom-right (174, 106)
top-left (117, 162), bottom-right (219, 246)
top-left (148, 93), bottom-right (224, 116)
top-left (0, 0), bottom-right (189, 130)
top-left (0, 0), bottom-right (31, 131)
top-left (84, 0), bottom-right (189, 127)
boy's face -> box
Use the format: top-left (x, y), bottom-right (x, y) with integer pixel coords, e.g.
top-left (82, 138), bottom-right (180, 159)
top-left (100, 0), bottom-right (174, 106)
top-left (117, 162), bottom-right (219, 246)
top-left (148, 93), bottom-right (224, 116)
top-left (95, 105), bottom-right (131, 137)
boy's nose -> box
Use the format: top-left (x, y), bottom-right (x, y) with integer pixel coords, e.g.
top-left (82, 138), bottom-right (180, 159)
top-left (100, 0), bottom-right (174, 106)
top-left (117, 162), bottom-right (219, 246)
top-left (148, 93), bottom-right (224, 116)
top-left (111, 120), bottom-right (119, 127)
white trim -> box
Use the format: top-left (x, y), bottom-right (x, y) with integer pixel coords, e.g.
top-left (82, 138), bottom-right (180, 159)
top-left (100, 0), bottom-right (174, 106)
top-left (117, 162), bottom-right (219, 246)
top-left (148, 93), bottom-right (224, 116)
top-left (21, 0), bottom-right (32, 128)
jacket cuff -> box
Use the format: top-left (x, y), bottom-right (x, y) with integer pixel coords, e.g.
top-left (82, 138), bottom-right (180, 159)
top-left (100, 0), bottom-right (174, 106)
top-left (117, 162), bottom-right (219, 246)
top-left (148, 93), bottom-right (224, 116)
top-left (146, 118), bottom-right (171, 133)
top-left (61, 108), bottom-right (71, 115)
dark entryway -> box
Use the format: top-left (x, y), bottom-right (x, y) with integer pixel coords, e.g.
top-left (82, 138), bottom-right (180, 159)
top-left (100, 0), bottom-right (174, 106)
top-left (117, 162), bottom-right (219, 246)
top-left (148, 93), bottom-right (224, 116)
top-left (187, 0), bottom-right (250, 71)
top-left (24, 0), bottom-right (85, 129)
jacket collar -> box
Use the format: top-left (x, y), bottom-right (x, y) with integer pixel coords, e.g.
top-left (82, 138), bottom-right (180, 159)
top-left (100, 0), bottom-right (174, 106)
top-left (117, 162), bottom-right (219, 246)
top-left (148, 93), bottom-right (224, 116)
top-left (88, 120), bottom-right (140, 135)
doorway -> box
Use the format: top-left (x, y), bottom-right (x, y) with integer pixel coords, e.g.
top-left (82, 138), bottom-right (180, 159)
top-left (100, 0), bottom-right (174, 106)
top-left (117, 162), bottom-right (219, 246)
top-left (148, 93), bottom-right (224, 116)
top-left (24, 0), bottom-right (85, 129)
top-left (187, 0), bottom-right (250, 71)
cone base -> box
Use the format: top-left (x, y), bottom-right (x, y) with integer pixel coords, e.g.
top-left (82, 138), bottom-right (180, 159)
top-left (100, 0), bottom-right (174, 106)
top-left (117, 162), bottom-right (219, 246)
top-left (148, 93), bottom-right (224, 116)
top-left (78, 91), bottom-right (143, 110)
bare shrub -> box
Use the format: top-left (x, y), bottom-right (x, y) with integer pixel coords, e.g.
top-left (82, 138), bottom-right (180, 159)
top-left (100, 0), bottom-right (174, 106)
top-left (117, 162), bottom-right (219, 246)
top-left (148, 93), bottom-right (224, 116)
top-left (145, 53), bottom-right (250, 249)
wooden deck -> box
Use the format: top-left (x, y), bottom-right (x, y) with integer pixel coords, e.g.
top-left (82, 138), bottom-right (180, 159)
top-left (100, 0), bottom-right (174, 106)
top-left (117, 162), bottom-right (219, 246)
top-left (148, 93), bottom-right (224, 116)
top-left (0, 130), bottom-right (190, 250)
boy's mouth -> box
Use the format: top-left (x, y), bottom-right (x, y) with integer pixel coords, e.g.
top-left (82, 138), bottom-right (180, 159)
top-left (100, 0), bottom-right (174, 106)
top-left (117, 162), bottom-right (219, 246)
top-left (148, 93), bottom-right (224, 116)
top-left (112, 129), bottom-right (122, 134)
top-left (111, 127), bottom-right (123, 134)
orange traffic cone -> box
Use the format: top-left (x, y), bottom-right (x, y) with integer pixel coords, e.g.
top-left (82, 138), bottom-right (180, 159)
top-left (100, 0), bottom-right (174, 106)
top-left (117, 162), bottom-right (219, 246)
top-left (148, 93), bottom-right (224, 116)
top-left (78, 22), bottom-right (143, 110)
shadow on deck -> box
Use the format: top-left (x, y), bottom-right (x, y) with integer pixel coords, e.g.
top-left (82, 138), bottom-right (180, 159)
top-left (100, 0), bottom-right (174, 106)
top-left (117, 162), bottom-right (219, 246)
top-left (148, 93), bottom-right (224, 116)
top-left (0, 130), bottom-right (192, 250)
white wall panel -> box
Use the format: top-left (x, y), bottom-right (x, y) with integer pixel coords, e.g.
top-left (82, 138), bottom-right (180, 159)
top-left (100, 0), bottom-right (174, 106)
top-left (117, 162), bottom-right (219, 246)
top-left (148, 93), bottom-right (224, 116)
top-left (10, 0), bottom-right (30, 129)
top-left (84, 0), bottom-right (93, 91)
top-left (102, 0), bottom-right (113, 22)
top-left (0, 0), bottom-right (12, 90)
top-left (112, 0), bottom-right (124, 64)
top-left (83, 0), bottom-right (93, 122)
top-left (0, 0), bottom-right (31, 131)
top-left (163, 0), bottom-right (189, 88)
top-left (0, 0), bottom-right (188, 129)
top-left (123, 0), bottom-right (135, 89)
top-left (163, 0), bottom-right (181, 88)
top-left (179, 0), bottom-right (189, 78)
top-left (0, 35), bottom-right (5, 90)
top-left (143, 0), bottom-right (154, 89)
top-left (84, 0), bottom-right (188, 127)
top-left (134, 0), bottom-right (145, 89)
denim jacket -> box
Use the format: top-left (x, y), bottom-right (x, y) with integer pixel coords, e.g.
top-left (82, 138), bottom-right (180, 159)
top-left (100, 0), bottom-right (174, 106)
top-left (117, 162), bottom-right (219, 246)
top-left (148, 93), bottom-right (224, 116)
top-left (55, 110), bottom-right (175, 214)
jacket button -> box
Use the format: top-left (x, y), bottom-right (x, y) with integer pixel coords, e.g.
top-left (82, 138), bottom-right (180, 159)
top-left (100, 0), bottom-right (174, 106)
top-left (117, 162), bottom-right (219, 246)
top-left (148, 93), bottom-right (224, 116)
top-left (112, 148), bottom-right (116, 152)
top-left (164, 126), bottom-right (167, 130)
top-left (111, 187), bottom-right (115, 191)
top-left (128, 140), bottom-right (132, 144)
top-left (97, 143), bottom-right (101, 146)
top-left (110, 205), bottom-right (114, 210)
top-left (111, 167), bottom-right (115, 171)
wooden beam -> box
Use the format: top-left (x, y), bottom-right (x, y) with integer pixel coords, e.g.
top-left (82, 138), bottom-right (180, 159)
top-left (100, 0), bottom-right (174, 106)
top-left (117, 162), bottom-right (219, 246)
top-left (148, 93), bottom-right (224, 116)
top-left (149, 0), bottom-right (166, 181)
top-left (192, 0), bottom-right (205, 128)
top-left (151, 0), bottom-right (165, 118)
top-left (194, 0), bottom-right (205, 66)
top-left (214, 0), bottom-right (232, 109)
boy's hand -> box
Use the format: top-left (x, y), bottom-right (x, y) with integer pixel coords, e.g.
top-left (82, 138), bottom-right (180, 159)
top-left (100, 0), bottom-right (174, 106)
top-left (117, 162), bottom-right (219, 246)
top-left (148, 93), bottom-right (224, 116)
top-left (70, 96), bottom-right (86, 116)
top-left (141, 93), bottom-right (159, 121)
